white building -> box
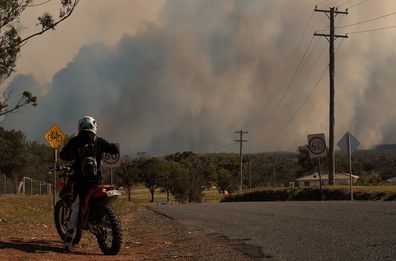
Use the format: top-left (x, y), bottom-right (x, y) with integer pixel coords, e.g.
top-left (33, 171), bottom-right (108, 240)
top-left (386, 177), bottom-right (396, 183)
top-left (297, 173), bottom-right (359, 187)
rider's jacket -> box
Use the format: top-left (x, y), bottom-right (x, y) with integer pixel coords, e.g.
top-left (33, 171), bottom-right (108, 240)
top-left (59, 130), bottom-right (118, 184)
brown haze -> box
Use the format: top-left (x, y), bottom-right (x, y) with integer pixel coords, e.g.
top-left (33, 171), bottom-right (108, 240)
top-left (2, 0), bottom-right (396, 155)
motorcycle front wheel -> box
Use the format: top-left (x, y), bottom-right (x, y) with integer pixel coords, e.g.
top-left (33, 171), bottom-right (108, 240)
top-left (54, 200), bottom-right (82, 244)
top-left (95, 205), bottom-right (123, 255)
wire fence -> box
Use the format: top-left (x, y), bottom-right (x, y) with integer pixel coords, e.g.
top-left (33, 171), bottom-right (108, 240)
top-left (0, 175), bottom-right (52, 195)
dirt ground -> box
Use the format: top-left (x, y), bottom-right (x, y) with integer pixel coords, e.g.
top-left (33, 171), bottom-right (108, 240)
top-left (0, 204), bottom-right (250, 260)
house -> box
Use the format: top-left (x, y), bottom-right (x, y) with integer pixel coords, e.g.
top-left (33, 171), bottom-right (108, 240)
top-left (386, 177), bottom-right (396, 183)
top-left (297, 173), bottom-right (359, 187)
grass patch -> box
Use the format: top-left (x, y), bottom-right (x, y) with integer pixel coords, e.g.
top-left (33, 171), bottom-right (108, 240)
top-left (0, 194), bottom-right (53, 224)
top-left (128, 185), bottom-right (224, 204)
top-left (0, 193), bottom-right (132, 225)
top-left (222, 185), bottom-right (396, 202)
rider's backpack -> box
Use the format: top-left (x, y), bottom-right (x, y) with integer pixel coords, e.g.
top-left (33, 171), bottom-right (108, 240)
top-left (80, 140), bottom-right (97, 178)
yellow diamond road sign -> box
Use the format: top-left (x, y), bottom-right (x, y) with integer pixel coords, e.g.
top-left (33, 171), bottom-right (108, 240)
top-left (44, 123), bottom-right (65, 149)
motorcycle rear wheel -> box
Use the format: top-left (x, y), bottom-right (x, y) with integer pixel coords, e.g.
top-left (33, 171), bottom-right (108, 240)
top-left (54, 200), bottom-right (82, 244)
top-left (96, 206), bottom-right (123, 255)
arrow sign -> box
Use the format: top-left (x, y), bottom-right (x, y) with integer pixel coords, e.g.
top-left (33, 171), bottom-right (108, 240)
top-left (337, 131), bottom-right (360, 155)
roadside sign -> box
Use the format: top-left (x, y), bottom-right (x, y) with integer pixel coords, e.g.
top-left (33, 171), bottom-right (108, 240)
top-left (337, 131), bottom-right (359, 201)
top-left (44, 123), bottom-right (64, 208)
top-left (44, 123), bottom-right (65, 149)
top-left (307, 133), bottom-right (327, 159)
top-left (103, 143), bottom-right (120, 168)
top-left (337, 131), bottom-right (360, 154)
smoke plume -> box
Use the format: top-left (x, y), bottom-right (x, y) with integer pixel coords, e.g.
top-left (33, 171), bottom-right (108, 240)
top-left (2, 0), bottom-right (396, 155)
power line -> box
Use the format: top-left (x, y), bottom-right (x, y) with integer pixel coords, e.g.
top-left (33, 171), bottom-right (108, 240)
top-left (251, 37), bottom-right (325, 140)
top-left (262, 66), bottom-right (328, 143)
top-left (204, 10), bottom-right (318, 154)
top-left (337, 0), bottom-right (355, 8)
top-left (256, 12), bottom-right (315, 117)
top-left (346, 0), bottom-right (371, 9)
top-left (347, 25), bottom-right (396, 34)
top-left (336, 11), bottom-right (396, 29)
top-left (251, 14), bottom-right (345, 139)
top-left (317, 0), bottom-right (333, 7)
top-left (261, 38), bottom-right (346, 144)
top-left (251, 35), bottom-right (316, 137)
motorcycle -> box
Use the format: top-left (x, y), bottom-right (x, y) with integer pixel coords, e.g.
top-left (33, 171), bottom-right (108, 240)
top-left (49, 164), bottom-right (123, 255)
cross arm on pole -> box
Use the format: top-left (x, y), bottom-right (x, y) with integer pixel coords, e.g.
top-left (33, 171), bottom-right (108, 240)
top-left (314, 6), bottom-right (348, 15)
top-left (314, 33), bottom-right (348, 41)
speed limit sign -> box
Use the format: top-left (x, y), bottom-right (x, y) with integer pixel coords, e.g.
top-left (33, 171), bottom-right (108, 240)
top-left (307, 133), bottom-right (327, 159)
top-left (102, 143), bottom-right (120, 167)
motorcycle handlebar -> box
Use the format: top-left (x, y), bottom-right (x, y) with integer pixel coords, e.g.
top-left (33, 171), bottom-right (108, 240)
top-left (48, 164), bottom-right (73, 174)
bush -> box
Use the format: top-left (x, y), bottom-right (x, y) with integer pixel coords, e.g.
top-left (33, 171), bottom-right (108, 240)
top-left (221, 186), bottom-right (396, 202)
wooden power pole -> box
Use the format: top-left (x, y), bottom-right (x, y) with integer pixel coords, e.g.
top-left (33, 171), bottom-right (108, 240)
top-left (314, 6), bottom-right (348, 184)
top-left (235, 130), bottom-right (248, 191)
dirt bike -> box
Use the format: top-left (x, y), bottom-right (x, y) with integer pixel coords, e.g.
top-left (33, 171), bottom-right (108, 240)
top-left (49, 164), bottom-right (123, 255)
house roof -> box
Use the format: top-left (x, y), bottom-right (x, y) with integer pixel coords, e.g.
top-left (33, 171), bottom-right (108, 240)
top-left (297, 173), bottom-right (359, 181)
top-left (386, 177), bottom-right (396, 183)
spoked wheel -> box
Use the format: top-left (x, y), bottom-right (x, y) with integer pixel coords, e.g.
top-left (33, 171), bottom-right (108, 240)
top-left (54, 200), bottom-right (82, 244)
top-left (95, 206), bottom-right (123, 255)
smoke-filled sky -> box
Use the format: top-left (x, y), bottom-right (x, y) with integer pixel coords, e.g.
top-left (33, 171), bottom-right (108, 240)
top-left (2, 0), bottom-right (396, 156)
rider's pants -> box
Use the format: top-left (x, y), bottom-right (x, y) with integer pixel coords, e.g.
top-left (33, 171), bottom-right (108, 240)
top-left (66, 195), bottom-right (80, 233)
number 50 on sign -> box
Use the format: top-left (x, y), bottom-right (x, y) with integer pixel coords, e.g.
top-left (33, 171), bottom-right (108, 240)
top-left (307, 133), bottom-right (327, 159)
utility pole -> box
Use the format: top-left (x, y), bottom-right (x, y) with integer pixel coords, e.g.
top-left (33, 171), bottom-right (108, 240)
top-left (235, 130), bottom-right (248, 191)
top-left (273, 167), bottom-right (276, 187)
top-left (314, 6), bottom-right (348, 185)
top-left (137, 152), bottom-right (146, 159)
top-left (249, 157), bottom-right (252, 189)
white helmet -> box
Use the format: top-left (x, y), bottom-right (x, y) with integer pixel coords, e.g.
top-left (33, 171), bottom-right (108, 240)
top-left (78, 116), bottom-right (97, 134)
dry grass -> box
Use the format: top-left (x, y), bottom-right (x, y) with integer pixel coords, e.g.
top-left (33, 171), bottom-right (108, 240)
top-left (324, 184), bottom-right (396, 193)
top-left (0, 194), bottom-right (53, 224)
top-left (0, 185), bottom-right (224, 225)
top-left (129, 185), bottom-right (224, 204)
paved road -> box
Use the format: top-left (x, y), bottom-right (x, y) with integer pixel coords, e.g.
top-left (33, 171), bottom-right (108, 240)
top-left (152, 201), bottom-right (396, 260)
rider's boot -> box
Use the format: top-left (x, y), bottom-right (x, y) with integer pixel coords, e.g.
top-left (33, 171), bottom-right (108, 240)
top-left (64, 229), bottom-right (73, 252)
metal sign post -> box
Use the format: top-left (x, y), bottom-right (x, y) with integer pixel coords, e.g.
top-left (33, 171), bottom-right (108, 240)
top-left (337, 131), bottom-right (360, 201)
top-left (318, 158), bottom-right (324, 200)
top-left (308, 133), bottom-right (327, 200)
top-left (53, 149), bottom-right (57, 207)
top-left (44, 123), bottom-right (65, 208)
top-left (103, 143), bottom-right (120, 185)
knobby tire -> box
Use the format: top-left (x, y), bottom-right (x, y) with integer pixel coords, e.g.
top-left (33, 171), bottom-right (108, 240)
top-left (96, 206), bottom-right (123, 255)
top-left (54, 200), bottom-right (82, 244)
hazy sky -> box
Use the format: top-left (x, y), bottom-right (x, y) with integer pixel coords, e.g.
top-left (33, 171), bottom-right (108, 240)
top-left (2, 0), bottom-right (396, 156)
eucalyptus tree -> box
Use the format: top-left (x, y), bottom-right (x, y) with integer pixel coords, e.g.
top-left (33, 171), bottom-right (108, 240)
top-left (0, 0), bottom-right (79, 116)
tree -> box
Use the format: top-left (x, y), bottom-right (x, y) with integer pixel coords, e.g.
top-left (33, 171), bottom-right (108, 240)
top-left (0, 0), bottom-right (79, 116)
top-left (296, 145), bottom-right (317, 177)
top-left (157, 160), bottom-right (174, 202)
top-left (0, 127), bottom-right (28, 192)
top-left (167, 162), bottom-right (190, 203)
top-left (165, 152), bottom-right (217, 202)
top-left (138, 157), bottom-right (165, 202)
top-left (216, 168), bottom-right (238, 194)
top-left (24, 141), bottom-right (52, 182)
top-left (116, 156), bottom-right (139, 201)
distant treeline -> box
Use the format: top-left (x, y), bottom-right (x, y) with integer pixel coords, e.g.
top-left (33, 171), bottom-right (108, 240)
top-left (1, 127), bottom-right (396, 200)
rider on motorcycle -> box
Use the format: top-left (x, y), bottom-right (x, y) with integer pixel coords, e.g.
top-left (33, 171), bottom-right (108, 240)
top-left (59, 116), bottom-right (119, 251)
